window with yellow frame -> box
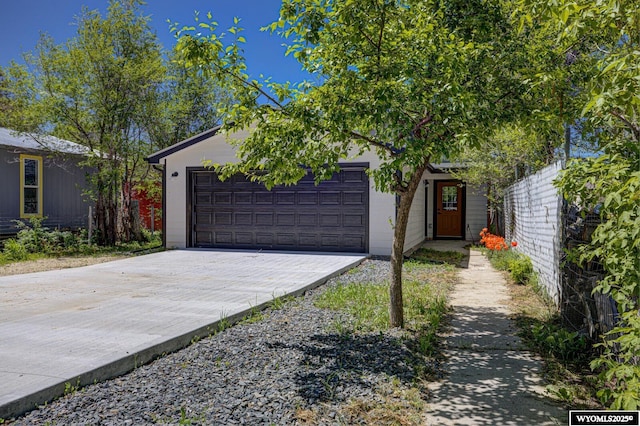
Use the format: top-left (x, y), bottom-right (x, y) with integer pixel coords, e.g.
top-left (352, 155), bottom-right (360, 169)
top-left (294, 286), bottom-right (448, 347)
top-left (20, 154), bottom-right (43, 218)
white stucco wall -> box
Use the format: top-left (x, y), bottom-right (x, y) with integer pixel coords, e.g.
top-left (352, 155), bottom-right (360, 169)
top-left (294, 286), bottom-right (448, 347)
top-left (504, 161), bottom-right (563, 304)
top-left (158, 129), bottom-right (406, 256)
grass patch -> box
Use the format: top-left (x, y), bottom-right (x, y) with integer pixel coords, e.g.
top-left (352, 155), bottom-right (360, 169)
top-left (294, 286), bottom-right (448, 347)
top-left (501, 258), bottom-right (601, 409)
top-left (409, 247), bottom-right (464, 265)
top-left (483, 248), bottom-right (534, 285)
top-left (315, 280), bottom-right (390, 331)
top-left (341, 381), bottom-right (426, 425)
top-left (310, 254), bottom-right (457, 424)
top-left (314, 262), bottom-right (455, 338)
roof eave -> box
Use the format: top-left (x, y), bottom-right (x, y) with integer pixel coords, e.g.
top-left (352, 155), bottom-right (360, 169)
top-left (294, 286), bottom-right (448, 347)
top-left (145, 125), bottom-right (222, 164)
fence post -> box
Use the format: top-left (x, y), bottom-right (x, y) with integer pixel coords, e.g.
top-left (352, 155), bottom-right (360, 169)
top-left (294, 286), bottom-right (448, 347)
top-left (88, 205), bottom-right (93, 245)
top-left (150, 206), bottom-right (155, 234)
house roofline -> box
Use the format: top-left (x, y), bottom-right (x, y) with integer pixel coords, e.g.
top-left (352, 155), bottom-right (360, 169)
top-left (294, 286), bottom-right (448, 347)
top-left (145, 125), bottom-right (222, 164)
top-left (427, 162), bottom-right (468, 174)
top-left (0, 128), bottom-right (91, 156)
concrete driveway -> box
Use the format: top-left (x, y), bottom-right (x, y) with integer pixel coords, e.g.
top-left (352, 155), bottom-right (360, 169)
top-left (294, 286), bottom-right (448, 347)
top-left (0, 249), bottom-right (365, 419)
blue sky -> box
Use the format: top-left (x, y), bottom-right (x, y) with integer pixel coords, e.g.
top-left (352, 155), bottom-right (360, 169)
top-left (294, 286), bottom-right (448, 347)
top-left (0, 0), bottom-right (309, 85)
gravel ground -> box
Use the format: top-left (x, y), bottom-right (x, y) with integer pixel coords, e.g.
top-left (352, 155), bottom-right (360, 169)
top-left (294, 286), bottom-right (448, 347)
top-left (10, 259), bottom-right (435, 425)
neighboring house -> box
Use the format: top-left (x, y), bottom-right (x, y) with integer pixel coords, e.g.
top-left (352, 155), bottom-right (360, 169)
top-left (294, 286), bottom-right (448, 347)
top-left (146, 127), bottom-right (487, 255)
top-left (0, 128), bottom-right (93, 237)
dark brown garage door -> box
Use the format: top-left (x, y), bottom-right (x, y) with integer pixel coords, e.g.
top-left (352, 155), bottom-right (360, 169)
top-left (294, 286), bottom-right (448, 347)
top-left (188, 164), bottom-right (369, 252)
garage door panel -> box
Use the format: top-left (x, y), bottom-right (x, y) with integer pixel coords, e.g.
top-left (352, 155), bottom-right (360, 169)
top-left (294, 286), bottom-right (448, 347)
top-left (214, 193), bottom-right (232, 205)
top-left (319, 213), bottom-right (340, 227)
top-left (234, 192), bottom-right (252, 204)
top-left (190, 165), bottom-right (368, 252)
top-left (344, 235), bottom-right (365, 248)
top-left (276, 213), bottom-right (296, 226)
top-left (234, 212), bottom-right (253, 225)
top-left (256, 233), bottom-right (274, 245)
top-left (235, 232), bottom-right (253, 245)
top-left (196, 194), bottom-right (215, 206)
top-left (298, 192), bottom-right (318, 205)
top-left (299, 234), bottom-right (318, 247)
top-left (320, 192), bottom-right (341, 205)
top-left (277, 233), bottom-right (296, 246)
top-left (213, 212), bottom-right (232, 225)
top-left (195, 174), bottom-right (213, 185)
top-left (214, 232), bottom-right (233, 244)
top-left (298, 213), bottom-right (317, 226)
top-left (195, 212), bottom-right (212, 225)
top-left (320, 235), bottom-right (339, 247)
top-left (195, 231), bottom-right (213, 244)
top-left (344, 191), bottom-right (365, 204)
top-left (255, 213), bottom-right (274, 226)
top-left (255, 193), bottom-right (273, 204)
top-left (344, 170), bottom-right (366, 183)
top-left (276, 192), bottom-right (295, 205)
top-left (344, 213), bottom-right (365, 226)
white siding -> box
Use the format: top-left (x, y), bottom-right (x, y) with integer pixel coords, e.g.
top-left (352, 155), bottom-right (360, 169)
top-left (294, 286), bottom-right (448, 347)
top-left (504, 161), bottom-right (563, 304)
top-left (405, 179), bottom-right (426, 251)
top-left (160, 129), bottom-right (397, 255)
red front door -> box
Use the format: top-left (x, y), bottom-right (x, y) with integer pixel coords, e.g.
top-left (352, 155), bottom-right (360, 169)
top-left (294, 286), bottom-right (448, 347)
top-left (436, 181), bottom-right (463, 238)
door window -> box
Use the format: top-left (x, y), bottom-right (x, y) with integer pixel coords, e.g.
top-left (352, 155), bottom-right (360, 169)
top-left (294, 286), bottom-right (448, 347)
top-left (441, 185), bottom-right (458, 211)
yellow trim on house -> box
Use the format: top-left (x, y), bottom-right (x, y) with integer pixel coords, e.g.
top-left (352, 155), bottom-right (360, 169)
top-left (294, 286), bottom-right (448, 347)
top-left (19, 154), bottom-right (43, 218)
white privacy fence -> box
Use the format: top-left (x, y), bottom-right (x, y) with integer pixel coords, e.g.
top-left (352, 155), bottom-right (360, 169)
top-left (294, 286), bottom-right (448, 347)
top-left (504, 161), bottom-right (564, 305)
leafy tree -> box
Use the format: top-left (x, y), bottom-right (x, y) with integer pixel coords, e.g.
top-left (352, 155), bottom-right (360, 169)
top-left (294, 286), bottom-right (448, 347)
top-left (174, 0), bottom-right (531, 327)
top-left (452, 124), bottom-right (553, 234)
top-left (0, 69), bottom-right (11, 127)
top-left (144, 48), bottom-right (232, 150)
top-left (519, 0), bottom-right (640, 409)
top-left (4, 1), bottom-right (166, 245)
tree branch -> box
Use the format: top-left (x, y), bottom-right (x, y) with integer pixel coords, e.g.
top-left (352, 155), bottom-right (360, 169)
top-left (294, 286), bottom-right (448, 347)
top-left (376, 4), bottom-right (386, 78)
top-left (347, 129), bottom-right (399, 156)
top-left (209, 60), bottom-right (286, 110)
top-left (611, 109), bottom-right (640, 142)
top-left (356, 25), bottom-right (378, 49)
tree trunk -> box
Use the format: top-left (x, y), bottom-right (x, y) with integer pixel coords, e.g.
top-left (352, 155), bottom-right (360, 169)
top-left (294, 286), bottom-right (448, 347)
top-left (389, 161), bottom-right (429, 328)
top-left (95, 192), bottom-right (107, 246)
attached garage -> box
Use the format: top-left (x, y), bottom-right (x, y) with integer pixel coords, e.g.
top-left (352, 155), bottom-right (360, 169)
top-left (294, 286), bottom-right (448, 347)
top-left (146, 126), bottom-right (487, 256)
top-left (188, 165), bottom-right (369, 252)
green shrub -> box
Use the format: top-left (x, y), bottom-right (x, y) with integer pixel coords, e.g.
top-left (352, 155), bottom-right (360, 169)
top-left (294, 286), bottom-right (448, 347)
top-left (140, 228), bottom-right (162, 245)
top-left (3, 238), bottom-right (28, 261)
top-left (487, 249), bottom-right (535, 285)
top-left (508, 255), bottom-right (533, 285)
top-left (486, 248), bottom-right (515, 270)
top-left (531, 323), bottom-right (589, 367)
top-left (13, 217), bottom-right (50, 253)
top-left (10, 218), bottom-right (91, 256)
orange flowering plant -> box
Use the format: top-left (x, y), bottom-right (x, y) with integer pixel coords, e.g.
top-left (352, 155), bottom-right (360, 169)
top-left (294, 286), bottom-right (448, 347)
top-left (479, 228), bottom-right (516, 251)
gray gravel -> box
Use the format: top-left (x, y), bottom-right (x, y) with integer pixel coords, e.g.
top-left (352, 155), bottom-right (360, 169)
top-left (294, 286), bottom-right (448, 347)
top-left (11, 259), bottom-right (433, 425)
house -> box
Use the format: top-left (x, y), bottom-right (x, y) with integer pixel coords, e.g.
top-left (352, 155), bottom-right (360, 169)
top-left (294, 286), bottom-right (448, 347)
top-left (146, 127), bottom-right (487, 255)
top-left (0, 128), bottom-right (93, 237)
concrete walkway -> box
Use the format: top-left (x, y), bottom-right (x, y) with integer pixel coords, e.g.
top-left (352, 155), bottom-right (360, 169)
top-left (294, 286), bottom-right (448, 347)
top-left (426, 249), bottom-right (566, 425)
top-left (0, 249), bottom-right (365, 420)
